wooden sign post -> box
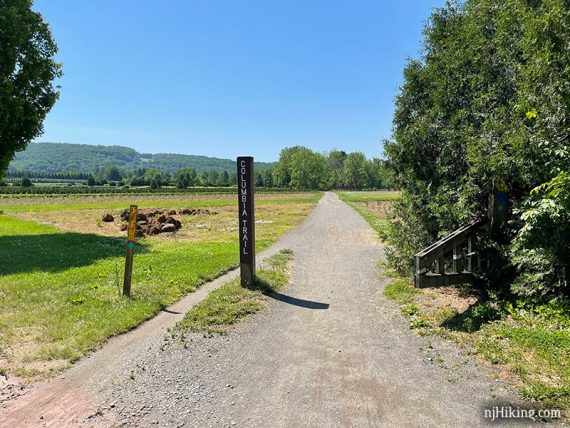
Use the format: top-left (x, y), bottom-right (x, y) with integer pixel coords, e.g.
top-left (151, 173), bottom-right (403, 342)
top-left (123, 204), bottom-right (138, 296)
top-left (237, 157), bottom-right (255, 287)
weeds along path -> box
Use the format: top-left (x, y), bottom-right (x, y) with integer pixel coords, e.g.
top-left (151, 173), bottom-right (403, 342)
top-left (1, 192), bottom-right (525, 427)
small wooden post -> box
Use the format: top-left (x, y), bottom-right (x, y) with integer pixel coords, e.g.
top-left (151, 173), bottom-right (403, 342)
top-left (467, 236), bottom-right (473, 272)
top-left (477, 249), bottom-right (482, 269)
top-left (435, 256), bottom-right (445, 275)
top-left (414, 255), bottom-right (424, 288)
top-left (452, 245), bottom-right (459, 274)
top-left (123, 205), bottom-right (138, 296)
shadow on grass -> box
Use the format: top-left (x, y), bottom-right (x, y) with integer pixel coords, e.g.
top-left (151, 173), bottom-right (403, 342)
top-left (249, 277), bottom-right (330, 310)
top-left (0, 233), bottom-right (148, 276)
top-left (441, 298), bottom-right (503, 333)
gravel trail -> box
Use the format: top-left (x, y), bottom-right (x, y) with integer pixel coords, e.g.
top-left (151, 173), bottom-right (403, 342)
top-left (1, 192), bottom-right (535, 427)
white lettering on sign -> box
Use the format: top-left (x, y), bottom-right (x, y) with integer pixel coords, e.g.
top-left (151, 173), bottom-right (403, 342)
top-left (240, 159), bottom-right (249, 255)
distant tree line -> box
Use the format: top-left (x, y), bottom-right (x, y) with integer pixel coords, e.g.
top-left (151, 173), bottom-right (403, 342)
top-left (7, 170), bottom-right (90, 180)
top-left (267, 146), bottom-right (394, 190)
top-left (7, 142), bottom-right (274, 177)
top-left (4, 166), bottom-right (238, 188)
top-left (5, 147), bottom-right (394, 191)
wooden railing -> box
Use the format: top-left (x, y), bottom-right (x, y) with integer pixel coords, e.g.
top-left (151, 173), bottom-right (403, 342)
top-left (414, 220), bottom-right (488, 288)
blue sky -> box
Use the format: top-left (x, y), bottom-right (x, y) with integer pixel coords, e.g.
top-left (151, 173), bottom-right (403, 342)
top-left (34, 0), bottom-right (444, 162)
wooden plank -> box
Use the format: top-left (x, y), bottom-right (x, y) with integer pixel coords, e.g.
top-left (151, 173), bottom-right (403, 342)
top-left (467, 236), bottom-right (472, 272)
top-left (414, 272), bottom-right (423, 288)
top-left (415, 272), bottom-right (475, 288)
top-left (452, 245), bottom-right (460, 274)
top-left (123, 205), bottom-right (138, 297)
top-left (415, 221), bottom-right (478, 257)
top-left (435, 256), bottom-right (445, 275)
top-left (414, 221), bottom-right (481, 270)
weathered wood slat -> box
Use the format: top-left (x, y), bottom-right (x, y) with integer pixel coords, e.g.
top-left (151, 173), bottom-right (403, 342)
top-left (413, 220), bottom-right (484, 289)
top-left (435, 256), bottom-right (445, 274)
top-left (415, 272), bottom-right (475, 288)
top-left (414, 221), bottom-right (482, 270)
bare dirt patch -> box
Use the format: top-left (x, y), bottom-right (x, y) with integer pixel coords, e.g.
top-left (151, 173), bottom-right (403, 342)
top-left (0, 191), bottom-right (318, 208)
top-left (13, 207), bottom-right (223, 239)
top-left (11, 203), bottom-right (315, 247)
top-left (418, 286), bottom-right (480, 315)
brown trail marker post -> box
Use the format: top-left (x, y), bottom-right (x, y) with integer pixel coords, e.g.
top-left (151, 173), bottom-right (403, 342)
top-left (237, 157), bottom-right (255, 287)
top-left (123, 204), bottom-right (138, 296)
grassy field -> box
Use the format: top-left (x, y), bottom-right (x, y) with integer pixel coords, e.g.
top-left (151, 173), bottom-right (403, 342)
top-left (336, 190), bottom-right (400, 203)
top-left (336, 191), bottom-right (398, 238)
top-left (0, 192), bottom-right (316, 211)
top-left (345, 191), bottom-right (570, 417)
top-left (0, 192), bottom-right (320, 379)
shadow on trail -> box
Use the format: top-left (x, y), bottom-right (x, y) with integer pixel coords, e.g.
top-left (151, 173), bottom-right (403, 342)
top-left (266, 292), bottom-right (330, 309)
top-left (0, 232), bottom-right (148, 276)
top-left (161, 308), bottom-right (182, 315)
top-left (250, 276), bottom-right (330, 310)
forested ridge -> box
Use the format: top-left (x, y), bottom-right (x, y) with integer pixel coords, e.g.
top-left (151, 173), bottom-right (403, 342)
top-left (5, 142), bottom-right (393, 191)
top-left (8, 142), bottom-right (274, 174)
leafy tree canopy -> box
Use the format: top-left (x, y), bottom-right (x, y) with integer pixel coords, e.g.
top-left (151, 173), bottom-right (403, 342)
top-left (272, 146), bottom-right (393, 190)
top-left (0, 0), bottom-right (62, 179)
top-left (385, 0), bottom-right (570, 297)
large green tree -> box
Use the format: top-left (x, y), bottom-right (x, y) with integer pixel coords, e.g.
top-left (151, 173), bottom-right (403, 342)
top-left (343, 152), bottom-right (367, 189)
top-left (272, 146), bottom-right (305, 187)
top-left (97, 164), bottom-right (122, 182)
top-left (325, 150), bottom-right (347, 189)
top-left (385, 0), bottom-right (570, 295)
top-left (289, 148), bottom-right (326, 190)
top-left (0, 0), bottom-right (62, 179)
top-left (272, 145), bottom-right (393, 190)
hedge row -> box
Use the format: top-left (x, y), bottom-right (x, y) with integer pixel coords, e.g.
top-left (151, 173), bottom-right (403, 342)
top-left (0, 186), bottom-right (306, 196)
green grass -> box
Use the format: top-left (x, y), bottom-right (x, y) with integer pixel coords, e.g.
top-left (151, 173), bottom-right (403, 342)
top-left (176, 250), bottom-right (294, 335)
top-left (382, 275), bottom-right (570, 413)
top-left (381, 271), bottom-right (570, 412)
top-left (383, 277), bottom-right (418, 305)
top-left (0, 193), bottom-right (323, 213)
top-left (383, 277), bottom-right (432, 331)
top-left (336, 191), bottom-right (397, 238)
top-left (0, 195), bottom-right (316, 379)
top-left (472, 304), bottom-right (570, 410)
top-left (346, 189), bottom-right (570, 415)
top-left (336, 190), bottom-right (400, 202)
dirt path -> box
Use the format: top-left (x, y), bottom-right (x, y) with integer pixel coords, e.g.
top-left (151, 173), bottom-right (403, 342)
top-left (1, 192), bottom-right (532, 427)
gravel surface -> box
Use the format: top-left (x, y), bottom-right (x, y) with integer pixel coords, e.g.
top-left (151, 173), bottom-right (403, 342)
top-left (1, 192), bottom-right (556, 427)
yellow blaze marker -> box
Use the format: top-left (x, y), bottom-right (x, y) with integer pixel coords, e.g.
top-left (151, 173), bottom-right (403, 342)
top-left (127, 205), bottom-right (138, 241)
